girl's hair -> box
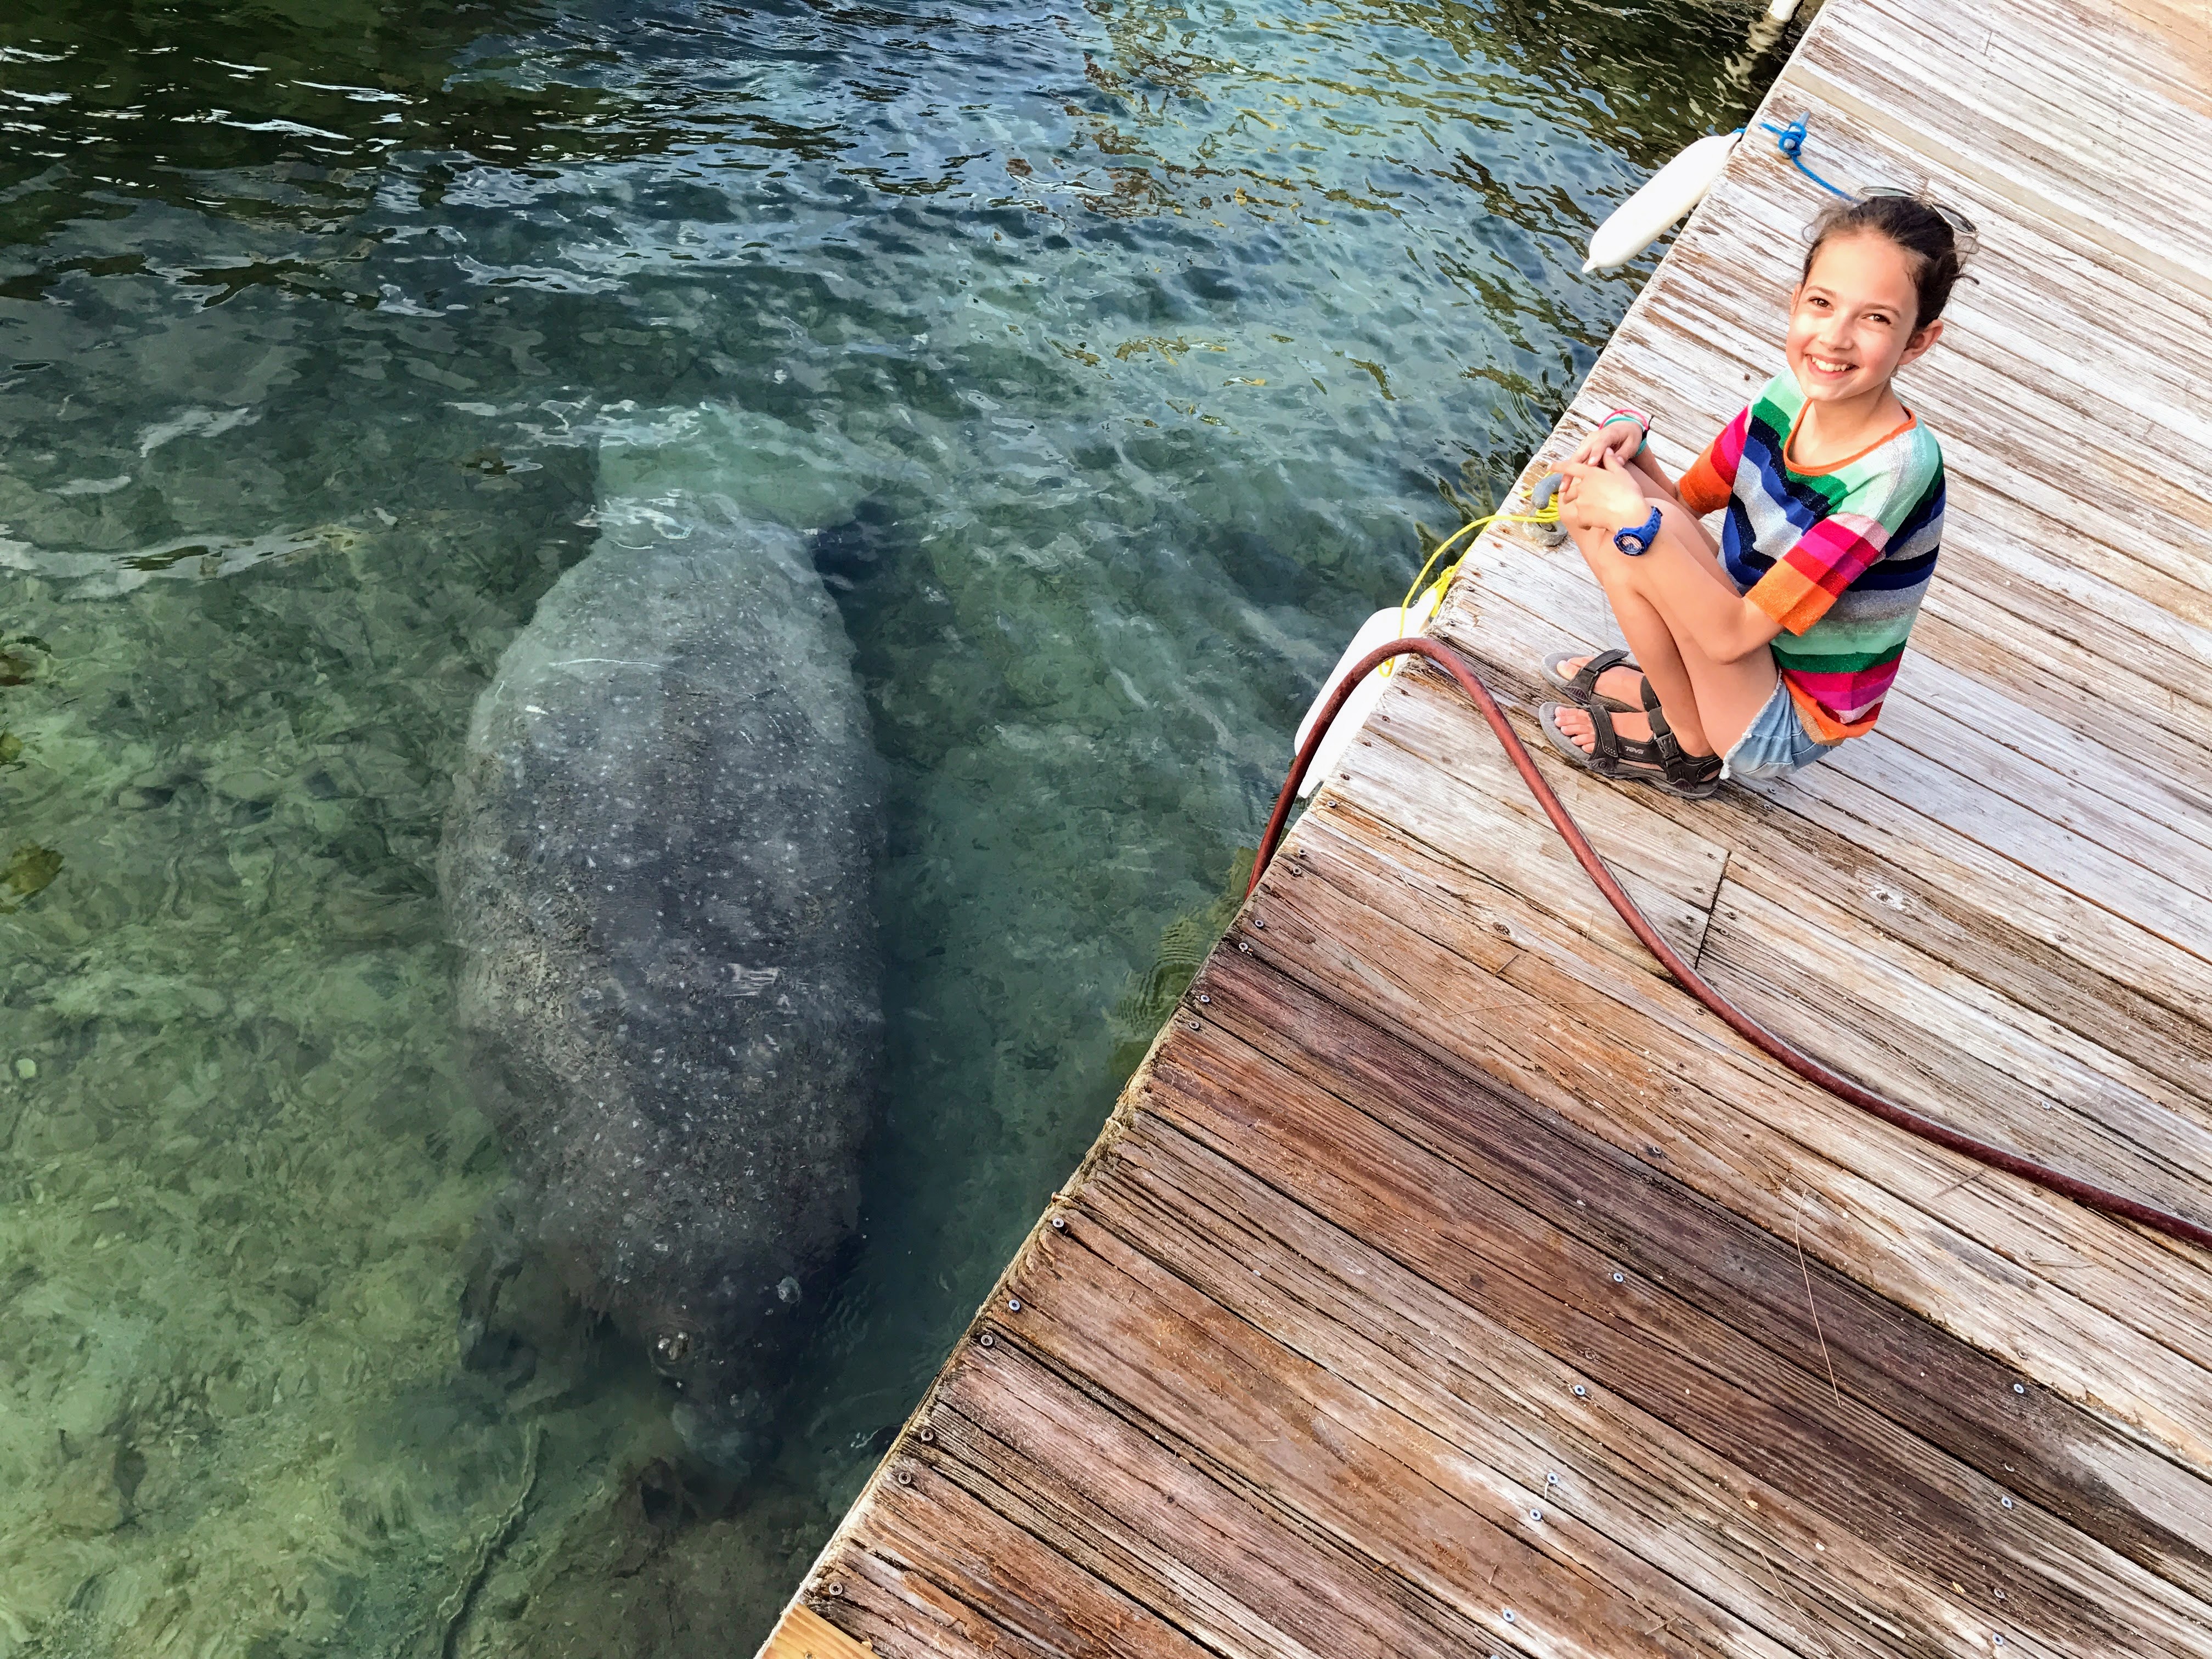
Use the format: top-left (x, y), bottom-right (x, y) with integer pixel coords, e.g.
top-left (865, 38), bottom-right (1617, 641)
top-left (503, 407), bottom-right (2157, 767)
top-left (1801, 194), bottom-right (1966, 332)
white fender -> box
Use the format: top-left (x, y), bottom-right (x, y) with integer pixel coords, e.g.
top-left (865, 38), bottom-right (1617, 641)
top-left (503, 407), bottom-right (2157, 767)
top-left (1583, 132), bottom-right (1739, 272)
top-left (1292, 584), bottom-right (1443, 800)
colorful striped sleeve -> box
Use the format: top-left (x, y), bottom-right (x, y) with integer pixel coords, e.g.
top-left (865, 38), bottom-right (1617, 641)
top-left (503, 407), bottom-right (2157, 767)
top-left (1744, 456), bottom-right (1929, 635)
top-left (1677, 405), bottom-right (1747, 516)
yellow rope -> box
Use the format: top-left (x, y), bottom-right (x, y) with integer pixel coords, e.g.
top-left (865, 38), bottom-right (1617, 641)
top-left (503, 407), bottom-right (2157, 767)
top-left (1380, 499), bottom-right (1561, 673)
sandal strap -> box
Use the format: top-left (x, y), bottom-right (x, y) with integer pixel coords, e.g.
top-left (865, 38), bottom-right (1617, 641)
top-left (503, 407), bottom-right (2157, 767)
top-left (1585, 698), bottom-right (1623, 763)
top-left (1585, 698), bottom-right (1663, 768)
top-left (1640, 679), bottom-right (1721, 786)
top-left (1640, 676), bottom-right (1685, 765)
top-left (1566, 646), bottom-right (1636, 702)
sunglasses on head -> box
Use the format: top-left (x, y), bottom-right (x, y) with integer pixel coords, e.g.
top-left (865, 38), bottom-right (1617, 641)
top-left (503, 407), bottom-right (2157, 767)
top-left (1855, 184), bottom-right (1982, 256)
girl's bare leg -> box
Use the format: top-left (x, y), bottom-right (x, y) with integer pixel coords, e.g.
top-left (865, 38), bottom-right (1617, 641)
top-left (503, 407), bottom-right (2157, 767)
top-left (1551, 489), bottom-right (1699, 729)
top-left (1552, 498), bottom-right (1779, 757)
top-left (1622, 449), bottom-right (1681, 504)
top-left (1576, 579), bottom-right (1713, 751)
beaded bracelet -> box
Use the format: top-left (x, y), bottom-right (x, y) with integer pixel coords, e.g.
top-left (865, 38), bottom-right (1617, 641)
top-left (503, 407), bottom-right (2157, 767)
top-left (1599, 406), bottom-right (1651, 458)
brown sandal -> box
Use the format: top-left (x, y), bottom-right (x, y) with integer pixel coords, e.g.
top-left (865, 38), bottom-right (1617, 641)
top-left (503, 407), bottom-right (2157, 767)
top-left (1537, 680), bottom-right (1720, 799)
top-left (1538, 646), bottom-right (1643, 714)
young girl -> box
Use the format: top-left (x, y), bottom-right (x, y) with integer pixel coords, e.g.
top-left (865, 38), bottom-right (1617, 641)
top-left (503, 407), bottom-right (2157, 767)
top-left (1539, 194), bottom-right (1962, 798)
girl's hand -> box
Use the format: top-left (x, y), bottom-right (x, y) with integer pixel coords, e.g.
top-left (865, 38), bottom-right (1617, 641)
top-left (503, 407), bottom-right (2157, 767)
top-left (1559, 450), bottom-right (1655, 537)
top-left (1568, 413), bottom-right (1645, 467)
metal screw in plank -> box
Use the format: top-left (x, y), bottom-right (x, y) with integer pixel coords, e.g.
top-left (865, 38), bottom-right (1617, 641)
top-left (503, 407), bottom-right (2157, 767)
top-left (1546, 1472), bottom-right (1560, 1485)
top-left (917, 1426), bottom-right (936, 1444)
top-left (977, 1331), bottom-right (995, 1348)
top-left (2012, 1383), bottom-right (2025, 1394)
top-left (1237, 940), bottom-right (1251, 952)
top-left (1502, 1610), bottom-right (1517, 1624)
top-left (1611, 1272), bottom-right (1625, 1283)
top-left (1572, 1385), bottom-right (1588, 1398)
top-left (895, 1468), bottom-right (914, 1486)
top-left (824, 1582), bottom-right (844, 1599)
top-left (1007, 1297), bottom-right (1023, 1313)
top-left (1528, 1508), bottom-right (1542, 1522)
top-left (1051, 1216), bottom-right (1067, 1231)
top-left (1197, 994), bottom-right (1211, 1005)
top-left (2000, 1496), bottom-right (2013, 1509)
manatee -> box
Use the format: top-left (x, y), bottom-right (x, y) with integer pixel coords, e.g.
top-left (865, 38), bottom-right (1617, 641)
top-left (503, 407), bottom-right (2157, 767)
top-left (440, 479), bottom-right (883, 1464)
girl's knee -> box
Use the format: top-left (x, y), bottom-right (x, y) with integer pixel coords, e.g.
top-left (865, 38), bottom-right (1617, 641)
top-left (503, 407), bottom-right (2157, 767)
top-left (1567, 520), bottom-right (1628, 582)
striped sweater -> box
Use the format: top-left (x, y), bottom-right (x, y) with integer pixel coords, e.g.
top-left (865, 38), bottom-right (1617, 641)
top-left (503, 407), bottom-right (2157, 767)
top-left (1678, 371), bottom-right (1945, 742)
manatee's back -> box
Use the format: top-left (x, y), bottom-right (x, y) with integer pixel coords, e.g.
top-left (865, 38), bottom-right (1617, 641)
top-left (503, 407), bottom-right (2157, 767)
top-left (440, 500), bottom-right (883, 1401)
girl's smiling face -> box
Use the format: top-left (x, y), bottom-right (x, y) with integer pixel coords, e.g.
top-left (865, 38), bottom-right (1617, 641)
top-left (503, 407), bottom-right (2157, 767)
top-left (1787, 229), bottom-right (1944, 408)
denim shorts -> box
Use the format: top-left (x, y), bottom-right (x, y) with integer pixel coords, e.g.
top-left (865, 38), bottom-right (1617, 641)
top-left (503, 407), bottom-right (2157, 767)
top-left (1722, 678), bottom-right (1836, 782)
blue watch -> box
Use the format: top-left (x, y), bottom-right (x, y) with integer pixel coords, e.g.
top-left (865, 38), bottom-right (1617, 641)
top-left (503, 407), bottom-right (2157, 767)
top-left (1612, 505), bottom-right (1662, 557)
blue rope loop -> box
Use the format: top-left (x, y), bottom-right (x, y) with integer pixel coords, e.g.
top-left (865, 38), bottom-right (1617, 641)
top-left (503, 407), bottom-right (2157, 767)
top-left (1760, 115), bottom-right (1858, 201)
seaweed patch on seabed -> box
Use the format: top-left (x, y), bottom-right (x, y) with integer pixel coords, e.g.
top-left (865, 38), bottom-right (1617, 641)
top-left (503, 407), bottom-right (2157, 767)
top-left (1, 844), bottom-right (62, 911)
top-left (1111, 848), bottom-right (1253, 1078)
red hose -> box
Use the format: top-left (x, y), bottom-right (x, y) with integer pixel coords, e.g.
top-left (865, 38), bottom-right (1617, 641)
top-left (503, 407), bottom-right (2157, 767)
top-left (1251, 636), bottom-right (2212, 1255)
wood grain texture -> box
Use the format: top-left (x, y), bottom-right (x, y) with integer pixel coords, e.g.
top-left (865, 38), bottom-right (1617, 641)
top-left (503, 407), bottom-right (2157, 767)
top-left (760, 1605), bottom-right (877, 1659)
top-left (755, 0), bottom-right (2212, 1654)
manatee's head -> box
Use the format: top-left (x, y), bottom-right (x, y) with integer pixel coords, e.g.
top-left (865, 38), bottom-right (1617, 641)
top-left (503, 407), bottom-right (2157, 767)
top-left (636, 1271), bottom-right (812, 1470)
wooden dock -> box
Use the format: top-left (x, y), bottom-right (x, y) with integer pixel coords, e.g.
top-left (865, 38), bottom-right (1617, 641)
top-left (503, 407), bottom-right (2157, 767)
top-left (759, 1), bottom-right (2212, 1654)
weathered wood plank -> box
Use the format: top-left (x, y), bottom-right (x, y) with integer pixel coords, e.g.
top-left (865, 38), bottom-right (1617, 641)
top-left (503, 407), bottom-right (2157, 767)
top-left (1966, 0), bottom-right (2212, 117)
top-left (827, 1467), bottom-right (1218, 1659)
top-left (1369, 668), bottom-right (1731, 913)
top-left (1087, 1120), bottom-right (1996, 1659)
top-left (1425, 577), bottom-right (2212, 1147)
top-left (1435, 546), bottom-right (2212, 1012)
top-left (1346, 673), bottom-right (1725, 969)
top-left (1431, 577), bottom-right (2212, 1111)
top-left (1849, 0), bottom-right (2212, 222)
top-left (994, 1210), bottom-right (1774, 1658)
top-left (1814, 723), bottom-right (2212, 966)
top-left (1791, 21), bottom-right (2212, 284)
top-left (1778, 51), bottom-right (2212, 307)
top-left (1254, 806), bottom-right (2212, 1462)
top-left (921, 1333), bottom-right (1541, 1659)
top-left (1714, 855), bottom-right (2212, 1128)
top-left (1698, 876), bottom-right (2212, 1210)
top-left (1170, 948), bottom-right (2212, 1609)
top-left (760, 1605), bottom-right (876, 1659)
top-left (1125, 1018), bottom-right (2212, 1646)
top-left (1672, 105), bottom-right (2212, 461)
top-left (1870, 671), bottom-right (2212, 877)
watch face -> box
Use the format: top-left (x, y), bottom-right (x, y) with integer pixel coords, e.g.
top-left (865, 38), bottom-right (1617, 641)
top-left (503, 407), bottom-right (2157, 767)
top-left (1615, 507), bottom-right (1658, 555)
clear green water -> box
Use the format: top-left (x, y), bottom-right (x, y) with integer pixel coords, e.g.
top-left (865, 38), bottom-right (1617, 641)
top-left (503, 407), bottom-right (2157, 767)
top-left (0, 1), bottom-right (1791, 1652)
